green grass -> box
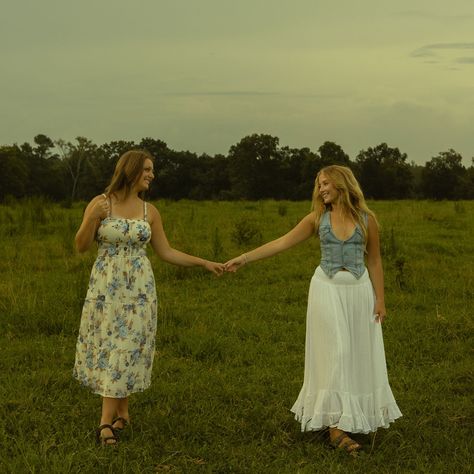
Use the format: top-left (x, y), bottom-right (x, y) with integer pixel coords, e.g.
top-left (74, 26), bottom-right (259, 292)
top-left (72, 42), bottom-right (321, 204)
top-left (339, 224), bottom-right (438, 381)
top-left (0, 199), bottom-right (473, 473)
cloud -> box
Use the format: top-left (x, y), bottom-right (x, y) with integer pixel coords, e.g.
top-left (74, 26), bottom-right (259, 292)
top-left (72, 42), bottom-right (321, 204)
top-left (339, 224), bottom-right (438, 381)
top-left (411, 42), bottom-right (474, 65)
top-left (397, 11), bottom-right (474, 22)
top-left (159, 91), bottom-right (349, 100)
top-left (412, 42), bottom-right (474, 57)
top-left (162, 91), bottom-right (279, 97)
top-left (455, 57), bottom-right (474, 64)
top-left (422, 42), bottom-right (474, 50)
top-left (411, 49), bottom-right (437, 58)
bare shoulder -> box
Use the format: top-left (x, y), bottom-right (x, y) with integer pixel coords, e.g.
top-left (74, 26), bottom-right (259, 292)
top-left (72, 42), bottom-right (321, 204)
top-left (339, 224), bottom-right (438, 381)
top-left (303, 210), bottom-right (317, 228)
top-left (366, 214), bottom-right (380, 248)
top-left (84, 194), bottom-right (106, 210)
top-left (367, 214), bottom-right (378, 229)
top-left (89, 193), bottom-right (107, 203)
top-left (146, 202), bottom-right (162, 224)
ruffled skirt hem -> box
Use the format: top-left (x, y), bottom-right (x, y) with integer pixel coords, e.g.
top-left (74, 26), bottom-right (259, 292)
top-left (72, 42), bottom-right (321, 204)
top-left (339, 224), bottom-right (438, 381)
top-left (290, 386), bottom-right (402, 434)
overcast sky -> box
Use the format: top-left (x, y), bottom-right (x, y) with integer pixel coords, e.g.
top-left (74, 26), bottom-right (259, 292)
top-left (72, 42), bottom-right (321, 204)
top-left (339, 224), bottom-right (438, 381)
top-left (1, 0), bottom-right (473, 164)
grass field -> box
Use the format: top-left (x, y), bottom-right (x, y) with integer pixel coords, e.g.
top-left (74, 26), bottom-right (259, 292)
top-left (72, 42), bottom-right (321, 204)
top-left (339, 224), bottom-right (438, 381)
top-left (0, 199), bottom-right (473, 473)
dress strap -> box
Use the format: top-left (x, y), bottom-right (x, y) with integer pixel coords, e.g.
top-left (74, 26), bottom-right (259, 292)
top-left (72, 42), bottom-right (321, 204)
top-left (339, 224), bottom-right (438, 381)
top-left (363, 211), bottom-right (368, 226)
top-left (143, 201), bottom-right (147, 221)
top-left (321, 211), bottom-right (330, 225)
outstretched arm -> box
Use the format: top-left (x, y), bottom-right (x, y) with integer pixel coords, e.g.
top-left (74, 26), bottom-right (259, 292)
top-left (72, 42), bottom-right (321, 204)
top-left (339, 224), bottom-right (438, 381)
top-left (366, 215), bottom-right (386, 323)
top-left (148, 204), bottom-right (224, 276)
top-left (225, 212), bottom-right (316, 272)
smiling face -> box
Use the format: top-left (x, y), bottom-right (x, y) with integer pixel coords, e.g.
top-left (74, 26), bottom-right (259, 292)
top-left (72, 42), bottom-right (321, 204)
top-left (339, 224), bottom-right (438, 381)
top-left (133, 158), bottom-right (155, 192)
top-left (318, 172), bottom-right (339, 205)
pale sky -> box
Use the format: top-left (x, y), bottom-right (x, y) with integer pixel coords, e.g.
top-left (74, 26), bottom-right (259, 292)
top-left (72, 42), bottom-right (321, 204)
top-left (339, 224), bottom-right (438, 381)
top-left (1, 0), bottom-right (473, 164)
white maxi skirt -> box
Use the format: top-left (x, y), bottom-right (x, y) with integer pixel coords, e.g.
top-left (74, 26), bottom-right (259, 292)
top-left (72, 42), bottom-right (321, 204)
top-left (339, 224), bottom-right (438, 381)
top-left (291, 266), bottom-right (402, 433)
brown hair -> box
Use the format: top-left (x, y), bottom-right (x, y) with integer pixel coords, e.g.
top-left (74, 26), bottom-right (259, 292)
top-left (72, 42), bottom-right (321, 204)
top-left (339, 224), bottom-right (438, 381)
top-left (104, 150), bottom-right (154, 200)
top-left (311, 165), bottom-right (378, 244)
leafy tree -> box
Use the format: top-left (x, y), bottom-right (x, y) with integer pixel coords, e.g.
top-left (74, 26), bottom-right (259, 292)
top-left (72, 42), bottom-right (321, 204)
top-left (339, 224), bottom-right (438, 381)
top-left (163, 151), bottom-right (201, 200)
top-left (137, 144), bottom-right (197, 200)
top-left (460, 158), bottom-right (474, 199)
top-left (17, 135), bottom-right (65, 199)
top-left (228, 134), bottom-right (284, 199)
top-left (206, 153), bottom-right (231, 199)
top-left (279, 146), bottom-right (320, 199)
top-left (0, 146), bottom-right (29, 199)
top-left (138, 137), bottom-right (168, 158)
top-left (318, 141), bottom-right (350, 167)
top-left (33, 134), bottom-right (55, 159)
top-left (356, 143), bottom-right (413, 199)
top-left (187, 153), bottom-right (231, 200)
top-left (56, 137), bottom-right (98, 201)
top-left (4, 133), bottom-right (472, 201)
top-left (421, 149), bottom-right (466, 200)
top-left (100, 140), bottom-right (136, 174)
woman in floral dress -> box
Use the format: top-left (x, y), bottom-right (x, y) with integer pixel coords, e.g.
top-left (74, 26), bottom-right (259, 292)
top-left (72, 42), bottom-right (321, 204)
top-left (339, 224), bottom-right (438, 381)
top-left (73, 150), bottom-right (224, 445)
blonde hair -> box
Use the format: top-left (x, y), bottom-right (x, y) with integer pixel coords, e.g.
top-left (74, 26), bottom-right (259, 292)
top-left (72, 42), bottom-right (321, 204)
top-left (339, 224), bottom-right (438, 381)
top-left (104, 150), bottom-right (154, 200)
top-left (311, 165), bottom-right (378, 243)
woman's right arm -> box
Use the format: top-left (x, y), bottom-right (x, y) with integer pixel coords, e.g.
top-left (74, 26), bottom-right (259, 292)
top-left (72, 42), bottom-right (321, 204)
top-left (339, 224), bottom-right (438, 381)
top-left (75, 195), bottom-right (109, 253)
top-left (225, 212), bottom-right (316, 272)
top-left (147, 204), bottom-right (224, 275)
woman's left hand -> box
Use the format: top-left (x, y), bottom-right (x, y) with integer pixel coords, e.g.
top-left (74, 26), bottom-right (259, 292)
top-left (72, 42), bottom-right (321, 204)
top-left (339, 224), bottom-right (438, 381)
top-left (374, 300), bottom-right (387, 323)
top-left (203, 260), bottom-right (225, 276)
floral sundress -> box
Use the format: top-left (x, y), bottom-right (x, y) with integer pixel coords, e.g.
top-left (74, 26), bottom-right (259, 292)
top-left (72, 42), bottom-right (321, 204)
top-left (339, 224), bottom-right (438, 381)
top-left (73, 200), bottom-right (157, 398)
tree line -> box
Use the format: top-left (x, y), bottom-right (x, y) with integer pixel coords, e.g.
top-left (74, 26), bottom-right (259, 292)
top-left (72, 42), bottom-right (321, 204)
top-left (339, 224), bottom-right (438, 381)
top-left (0, 134), bottom-right (472, 202)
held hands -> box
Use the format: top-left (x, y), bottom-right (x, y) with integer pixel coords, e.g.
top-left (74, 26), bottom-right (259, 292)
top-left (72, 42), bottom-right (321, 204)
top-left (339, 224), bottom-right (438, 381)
top-left (198, 252), bottom-right (249, 276)
top-left (203, 260), bottom-right (226, 276)
top-left (224, 254), bottom-right (247, 273)
top-left (201, 254), bottom-right (247, 276)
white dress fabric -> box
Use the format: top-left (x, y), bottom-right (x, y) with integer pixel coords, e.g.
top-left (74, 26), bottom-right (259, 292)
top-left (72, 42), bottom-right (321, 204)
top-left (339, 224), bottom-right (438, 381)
top-left (291, 266), bottom-right (402, 433)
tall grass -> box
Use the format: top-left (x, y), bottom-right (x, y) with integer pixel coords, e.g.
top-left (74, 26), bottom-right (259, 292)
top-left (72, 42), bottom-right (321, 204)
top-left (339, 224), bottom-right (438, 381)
top-left (0, 198), bottom-right (473, 473)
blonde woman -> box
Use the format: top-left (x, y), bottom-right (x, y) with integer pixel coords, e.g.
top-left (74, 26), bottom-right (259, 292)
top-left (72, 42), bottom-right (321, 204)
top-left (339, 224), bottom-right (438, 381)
top-left (225, 165), bottom-right (401, 455)
top-left (74, 150), bottom-right (224, 446)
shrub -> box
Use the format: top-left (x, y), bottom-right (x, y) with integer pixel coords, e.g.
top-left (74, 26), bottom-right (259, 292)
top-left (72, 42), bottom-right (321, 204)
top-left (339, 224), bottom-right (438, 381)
top-left (231, 217), bottom-right (262, 246)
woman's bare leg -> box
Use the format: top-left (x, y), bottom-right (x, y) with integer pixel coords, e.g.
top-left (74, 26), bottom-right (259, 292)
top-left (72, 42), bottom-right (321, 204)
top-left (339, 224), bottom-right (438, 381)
top-left (98, 397), bottom-right (121, 444)
top-left (112, 397), bottom-right (130, 429)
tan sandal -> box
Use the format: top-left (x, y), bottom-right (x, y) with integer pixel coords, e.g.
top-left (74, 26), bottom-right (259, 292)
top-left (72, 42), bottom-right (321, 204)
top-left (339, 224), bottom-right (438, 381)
top-left (112, 416), bottom-right (129, 432)
top-left (96, 424), bottom-right (118, 446)
top-left (330, 432), bottom-right (362, 456)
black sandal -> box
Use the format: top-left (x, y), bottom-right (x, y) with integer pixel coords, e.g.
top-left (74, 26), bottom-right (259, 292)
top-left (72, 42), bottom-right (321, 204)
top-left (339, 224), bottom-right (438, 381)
top-left (330, 432), bottom-right (362, 456)
top-left (96, 424), bottom-right (118, 446)
top-left (112, 416), bottom-right (129, 432)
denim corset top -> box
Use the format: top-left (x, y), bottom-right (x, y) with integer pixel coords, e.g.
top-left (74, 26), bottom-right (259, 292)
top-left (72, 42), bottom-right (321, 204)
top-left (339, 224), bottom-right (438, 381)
top-left (318, 211), bottom-right (367, 279)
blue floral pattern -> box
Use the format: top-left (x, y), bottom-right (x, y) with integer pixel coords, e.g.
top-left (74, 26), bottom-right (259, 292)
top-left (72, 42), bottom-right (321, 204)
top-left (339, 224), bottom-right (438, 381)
top-left (73, 216), bottom-right (157, 398)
